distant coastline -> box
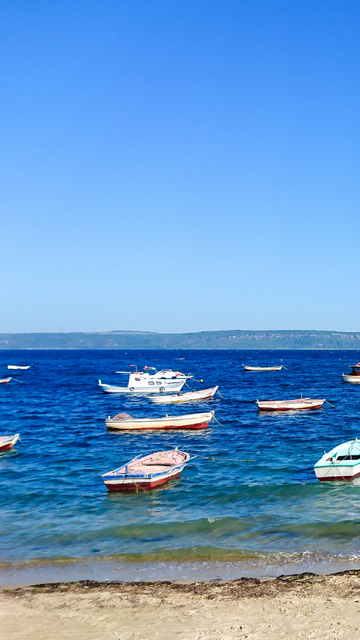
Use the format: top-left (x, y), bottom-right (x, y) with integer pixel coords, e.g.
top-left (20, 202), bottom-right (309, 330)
top-left (1, 329), bottom-right (360, 350)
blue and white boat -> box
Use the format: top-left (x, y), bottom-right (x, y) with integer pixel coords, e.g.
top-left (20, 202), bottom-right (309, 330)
top-left (314, 438), bottom-right (360, 481)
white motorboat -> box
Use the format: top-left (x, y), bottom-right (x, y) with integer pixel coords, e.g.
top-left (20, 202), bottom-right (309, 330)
top-left (256, 396), bottom-right (325, 411)
top-left (98, 366), bottom-right (193, 394)
top-left (149, 386), bottom-right (219, 404)
top-left (105, 410), bottom-right (215, 430)
top-left (243, 364), bottom-right (283, 372)
top-left (342, 364), bottom-right (360, 384)
top-left (314, 439), bottom-right (360, 481)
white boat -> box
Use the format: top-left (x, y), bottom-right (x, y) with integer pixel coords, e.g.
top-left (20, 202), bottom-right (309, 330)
top-left (99, 367), bottom-right (193, 394)
top-left (102, 448), bottom-right (191, 491)
top-left (342, 364), bottom-right (360, 384)
top-left (256, 396), bottom-right (325, 411)
top-left (0, 433), bottom-right (20, 452)
top-left (7, 365), bottom-right (30, 370)
top-left (105, 410), bottom-right (215, 430)
top-left (314, 439), bottom-right (360, 481)
top-left (149, 386), bottom-right (219, 404)
top-left (0, 377), bottom-right (11, 384)
top-left (243, 364), bottom-right (283, 372)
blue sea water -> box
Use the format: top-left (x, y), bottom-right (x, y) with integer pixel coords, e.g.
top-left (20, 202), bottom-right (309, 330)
top-left (1, 349), bottom-right (360, 584)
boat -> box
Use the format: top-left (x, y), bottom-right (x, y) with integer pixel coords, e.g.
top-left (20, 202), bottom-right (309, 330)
top-left (148, 386), bottom-right (219, 404)
top-left (0, 434), bottom-right (20, 452)
top-left (314, 439), bottom-right (360, 481)
top-left (98, 366), bottom-right (193, 394)
top-left (105, 410), bottom-right (215, 430)
top-left (7, 365), bottom-right (30, 370)
top-left (102, 448), bottom-right (191, 491)
top-left (0, 377), bottom-right (11, 384)
top-left (243, 364), bottom-right (283, 372)
top-left (341, 363), bottom-right (360, 384)
top-left (256, 396), bottom-right (325, 411)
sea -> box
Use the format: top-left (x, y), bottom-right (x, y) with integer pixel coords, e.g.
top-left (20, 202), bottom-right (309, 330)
top-left (1, 349), bottom-right (360, 586)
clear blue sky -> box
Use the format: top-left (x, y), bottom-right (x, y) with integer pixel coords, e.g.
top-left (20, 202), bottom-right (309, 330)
top-left (1, 1), bottom-right (360, 333)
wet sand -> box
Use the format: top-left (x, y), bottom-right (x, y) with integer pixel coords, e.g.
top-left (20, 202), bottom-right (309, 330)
top-left (2, 572), bottom-right (360, 639)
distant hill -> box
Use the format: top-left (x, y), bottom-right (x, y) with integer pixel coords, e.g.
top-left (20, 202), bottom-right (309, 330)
top-left (1, 330), bottom-right (360, 349)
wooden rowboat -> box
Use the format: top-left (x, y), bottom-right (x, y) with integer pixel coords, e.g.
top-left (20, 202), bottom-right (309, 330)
top-left (102, 448), bottom-right (191, 491)
top-left (105, 410), bottom-right (215, 430)
top-left (0, 434), bottom-right (20, 452)
top-left (256, 397), bottom-right (325, 411)
top-left (148, 386), bottom-right (218, 404)
top-left (0, 377), bottom-right (11, 384)
top-left (7, 365), bottom-right (30, 370)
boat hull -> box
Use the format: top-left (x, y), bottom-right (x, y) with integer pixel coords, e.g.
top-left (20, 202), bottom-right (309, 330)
top-left (257, 399), bottom-right (325, 411)
top-left (0, 377), bottom-right (11, 384)
top-left (243, 366), bottom-right (283, 372)
top-left (149, 387), bottom-right (218, 404)
top-left (106, 411), bottom-right (214, 430)
top-left (0, 434), bottom-right (20, 452)
top-left (314, 465), bottom-right (360, 481)
top-left (342, 374), bottom-right (360, 384)
top-left (99, 380), bottom-right (186, 394)
top-left (104, 470), bottom-right (183, 491)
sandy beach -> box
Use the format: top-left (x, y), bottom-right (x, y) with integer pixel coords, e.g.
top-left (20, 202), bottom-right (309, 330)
top-left (2, 572), bottom-right (360, 639)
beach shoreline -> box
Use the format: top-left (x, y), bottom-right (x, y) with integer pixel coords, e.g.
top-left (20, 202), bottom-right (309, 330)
top-left (2, 571), bottom-right (360, 639)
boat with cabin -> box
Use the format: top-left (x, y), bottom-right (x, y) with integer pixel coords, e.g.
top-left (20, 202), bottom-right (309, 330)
top-left (0, 434), bottom-right (20, 452)
top-left (256, 396), bottom-right (325, 411)
top-left (341, 363), bottom-right (360, 384)
top-left (314, 438), bottom-right (360, 481)
top-left (148, 386), bottom-right (219, 404)
top-left (105, 410), bottom-right (215, 430)
top-left (98, 366), bottom-right (193, 394)
top-left (102, 448), bottom-right (191, 491)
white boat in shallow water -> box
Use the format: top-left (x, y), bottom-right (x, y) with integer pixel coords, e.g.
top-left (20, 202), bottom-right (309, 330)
top-left (314, 439), bottom-right (360, 481)
top-left (256, 397), bottom-right (325, 411)
top-left (149, 386), bottom-right (219, 404)
top-left (243, 364), bottom-right (283, 372)
top-left (105, 410), bottom-right (215, 431)
top-left (99, 367), bottom-right (193, 394)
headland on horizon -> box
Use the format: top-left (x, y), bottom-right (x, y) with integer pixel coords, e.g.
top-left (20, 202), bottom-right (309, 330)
top-left (1, 329), bottom-right (360, 350)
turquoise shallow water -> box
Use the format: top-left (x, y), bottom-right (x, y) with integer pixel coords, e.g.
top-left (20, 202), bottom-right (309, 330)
top-left (1, 349), bottom-right (360, 583)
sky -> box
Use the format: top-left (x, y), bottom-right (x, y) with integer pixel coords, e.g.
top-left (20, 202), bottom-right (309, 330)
top-left (1, 0), bottom-right (360, 333)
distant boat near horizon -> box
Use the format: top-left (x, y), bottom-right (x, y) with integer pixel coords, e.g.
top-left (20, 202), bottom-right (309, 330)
top-left (243, 364), bottom-right (284, 372)
top-left (7, 365), bottom-right (30, 370)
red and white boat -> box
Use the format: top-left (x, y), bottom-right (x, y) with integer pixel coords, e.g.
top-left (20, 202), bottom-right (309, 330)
top-left (102, 448), bottom-right (191, 491)
top-left (0, 377), bottom-right (11, 384)
top-left (256, 397), bottom-right (325, 411)
top-left (0, 433), bottom-right (20, 452)
top-left (148, 386), bottom-right (219, 404)
top-left (105, 410), bottom-right (215, 430)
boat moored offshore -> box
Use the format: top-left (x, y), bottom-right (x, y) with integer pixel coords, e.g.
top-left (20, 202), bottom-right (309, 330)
top-left (0, 433), bottom-right (20, 452)
top-left (243, 364), bottom-right (283, 372)
top-left (99, 366), bottom-right (193, 394)
top-left (105, 410), bottom-right (215, 430)
top-left (148, 386), bottom-right (219, 404)
top-left (342, 364), bottom-right (360, 384)
top-left (102, 448), bottom-right (191, 491)
top-left (314, 439), bottom-right (360, 481)
top-left (256, 396), bottom-right (325, 411)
